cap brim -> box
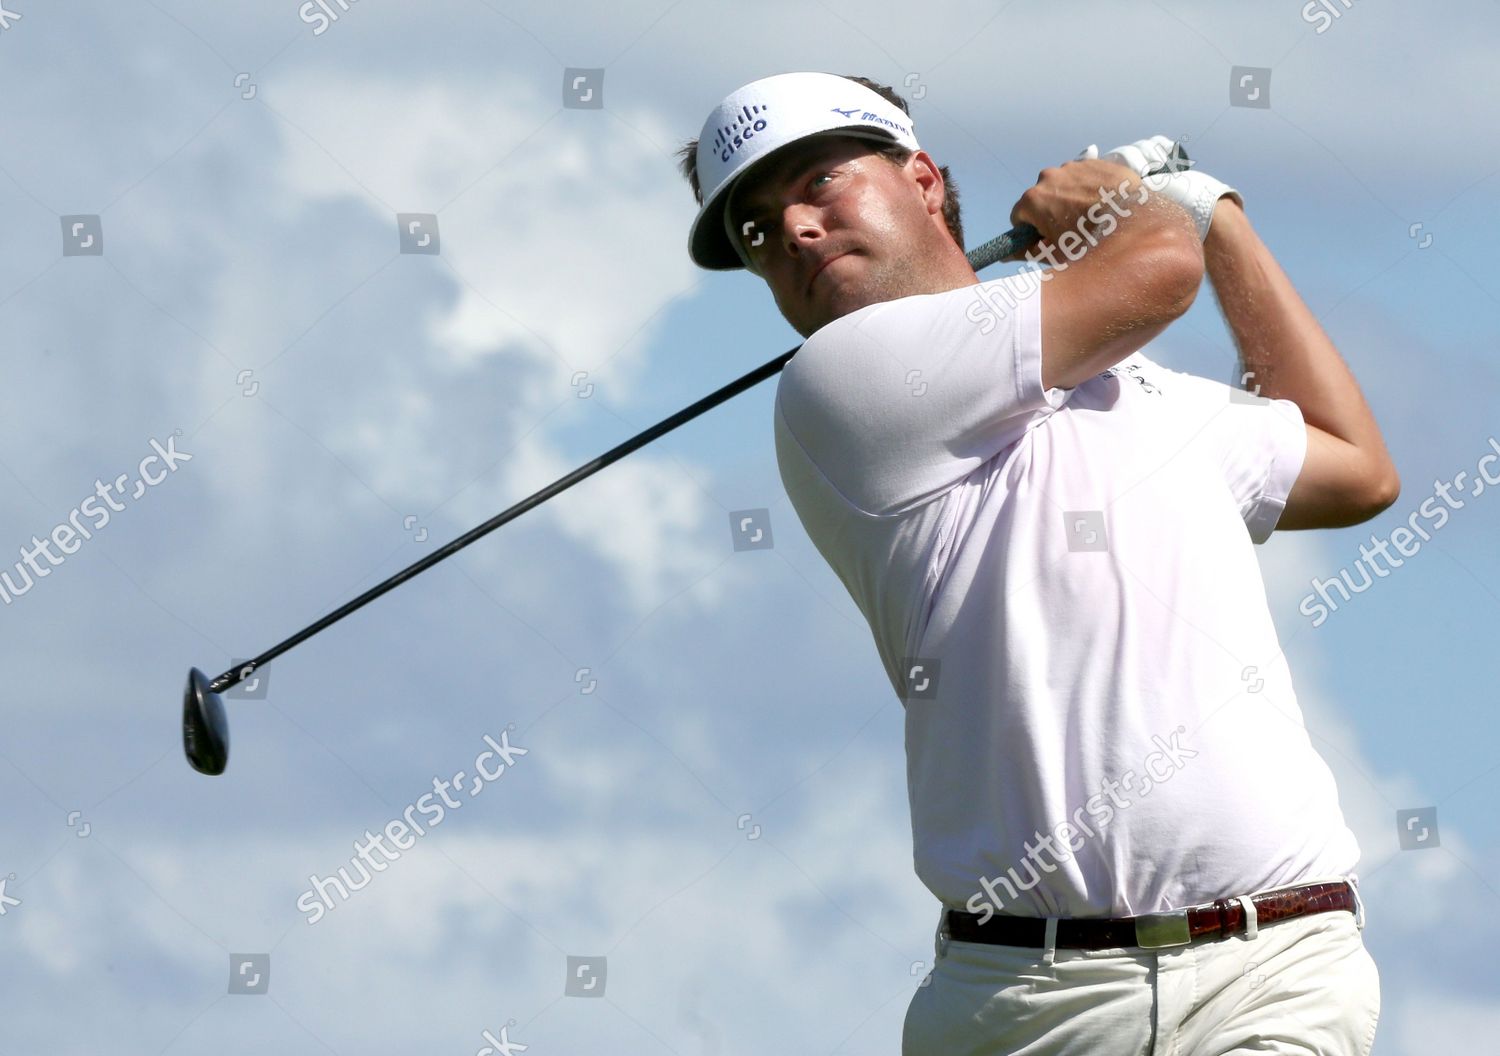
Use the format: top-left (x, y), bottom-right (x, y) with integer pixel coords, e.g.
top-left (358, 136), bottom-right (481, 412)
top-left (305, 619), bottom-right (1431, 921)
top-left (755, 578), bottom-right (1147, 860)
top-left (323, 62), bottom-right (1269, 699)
top-left (687, 128), bottom-right (903, 271)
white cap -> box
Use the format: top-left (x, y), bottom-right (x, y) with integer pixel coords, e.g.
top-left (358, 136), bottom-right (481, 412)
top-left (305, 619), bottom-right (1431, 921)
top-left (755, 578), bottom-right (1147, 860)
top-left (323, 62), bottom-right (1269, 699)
top-left (686, 71), bottom-right (922, 270)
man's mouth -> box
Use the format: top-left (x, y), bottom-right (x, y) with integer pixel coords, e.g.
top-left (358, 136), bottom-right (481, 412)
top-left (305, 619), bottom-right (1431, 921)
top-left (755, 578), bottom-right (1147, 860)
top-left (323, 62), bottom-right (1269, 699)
top-left (807, 251), bottom-right (850, 293)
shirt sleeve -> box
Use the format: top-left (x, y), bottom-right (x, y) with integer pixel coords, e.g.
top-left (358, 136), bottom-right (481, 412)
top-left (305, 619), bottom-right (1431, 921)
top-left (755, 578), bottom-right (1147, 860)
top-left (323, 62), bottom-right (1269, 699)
top-left (1234, 394), bottom-right (1308, 543)
top-left (774, 274), bottom-right (1070, 516)
top-left (1160, 367), bottom-right (1309, 544)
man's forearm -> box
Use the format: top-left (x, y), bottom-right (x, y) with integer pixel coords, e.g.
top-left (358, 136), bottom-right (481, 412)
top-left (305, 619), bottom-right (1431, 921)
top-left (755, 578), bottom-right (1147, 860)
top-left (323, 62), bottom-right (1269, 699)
top-left (1203, 200), bottom-right (1392, 462)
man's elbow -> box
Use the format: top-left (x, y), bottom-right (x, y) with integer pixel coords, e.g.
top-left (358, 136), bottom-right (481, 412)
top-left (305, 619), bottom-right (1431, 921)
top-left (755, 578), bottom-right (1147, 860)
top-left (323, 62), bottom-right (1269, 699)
top-left (1145, 225), bottom-right (1206, 324)
top-left (1353, 463), bottom-right (1401, 523)
top-left (1369, 466), bottom-right (1401, 516)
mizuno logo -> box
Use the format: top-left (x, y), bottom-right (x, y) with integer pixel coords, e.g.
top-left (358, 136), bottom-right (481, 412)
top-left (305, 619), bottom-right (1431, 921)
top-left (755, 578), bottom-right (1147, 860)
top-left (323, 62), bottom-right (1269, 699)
top-left (829, 106), bottom-right (912, 138)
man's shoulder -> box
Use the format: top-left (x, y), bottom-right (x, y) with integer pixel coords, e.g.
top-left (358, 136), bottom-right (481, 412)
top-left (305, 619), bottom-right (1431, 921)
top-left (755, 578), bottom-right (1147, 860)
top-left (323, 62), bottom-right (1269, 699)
top-left (800, 285), bottom-right (947, 344)
top-left (792, 279), bottom-right (1019, 367)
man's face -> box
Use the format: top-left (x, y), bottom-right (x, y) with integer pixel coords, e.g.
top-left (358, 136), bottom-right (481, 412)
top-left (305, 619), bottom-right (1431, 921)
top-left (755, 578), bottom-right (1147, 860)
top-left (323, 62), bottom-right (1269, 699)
top-left (726, 135), bottom-right (948, 337)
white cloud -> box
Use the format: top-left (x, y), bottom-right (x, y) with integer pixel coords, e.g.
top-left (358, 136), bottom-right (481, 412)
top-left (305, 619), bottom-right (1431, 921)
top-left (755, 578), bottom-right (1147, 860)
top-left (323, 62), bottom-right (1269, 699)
top-left (268, 68), bottom-right (698, 386)
top-left (495, 431), bottom-right (737, 611)
top-left (256, 68), bottom-right (733, 611)
top-left (9, 773), bottom-right (932, 1052)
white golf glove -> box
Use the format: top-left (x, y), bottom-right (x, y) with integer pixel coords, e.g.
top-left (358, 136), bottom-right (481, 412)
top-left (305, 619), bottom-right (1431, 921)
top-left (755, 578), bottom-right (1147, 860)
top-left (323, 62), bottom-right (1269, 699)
top-left (1075, 135), bottom-right (1242, 240)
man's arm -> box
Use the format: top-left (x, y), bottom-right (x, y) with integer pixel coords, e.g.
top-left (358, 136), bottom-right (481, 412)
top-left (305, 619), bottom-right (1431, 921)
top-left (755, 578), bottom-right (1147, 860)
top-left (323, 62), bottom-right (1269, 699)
top-left (1204, 200), bottom-right (1400, 529)
top-left (1007, 159), bottom-right (1206, 393)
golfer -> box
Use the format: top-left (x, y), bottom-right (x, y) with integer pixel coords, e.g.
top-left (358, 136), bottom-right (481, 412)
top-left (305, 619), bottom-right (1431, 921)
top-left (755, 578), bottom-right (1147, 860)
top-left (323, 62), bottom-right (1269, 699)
top-left (679, 72), bottom-right (1397, 1054)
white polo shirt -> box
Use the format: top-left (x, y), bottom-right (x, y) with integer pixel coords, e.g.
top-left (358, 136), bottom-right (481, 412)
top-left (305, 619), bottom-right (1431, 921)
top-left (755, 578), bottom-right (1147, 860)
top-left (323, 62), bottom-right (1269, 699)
top-left (773, 272), bottom-right (1360, 918)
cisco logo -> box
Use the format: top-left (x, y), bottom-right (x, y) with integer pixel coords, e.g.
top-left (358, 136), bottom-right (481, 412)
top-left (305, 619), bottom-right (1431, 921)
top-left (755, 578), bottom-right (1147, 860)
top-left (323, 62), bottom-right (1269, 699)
top-left (715, 104), bottom-right (771, 163)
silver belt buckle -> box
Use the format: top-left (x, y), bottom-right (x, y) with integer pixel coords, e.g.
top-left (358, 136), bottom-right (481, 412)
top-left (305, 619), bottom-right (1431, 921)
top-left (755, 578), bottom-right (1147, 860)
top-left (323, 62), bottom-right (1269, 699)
top-left (1134, 910), bottom-right (1192, 949)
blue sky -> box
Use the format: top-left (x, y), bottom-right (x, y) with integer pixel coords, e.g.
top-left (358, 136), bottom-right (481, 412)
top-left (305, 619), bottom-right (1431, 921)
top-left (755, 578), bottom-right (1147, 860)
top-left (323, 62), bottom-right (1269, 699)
top-left (1, 1), bottom-right (1496, 1052)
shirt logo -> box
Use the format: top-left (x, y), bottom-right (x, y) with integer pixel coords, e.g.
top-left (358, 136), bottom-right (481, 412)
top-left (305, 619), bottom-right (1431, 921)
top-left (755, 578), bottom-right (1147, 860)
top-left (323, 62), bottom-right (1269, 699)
top-left (1098, 362), bottom-right (1162, 395)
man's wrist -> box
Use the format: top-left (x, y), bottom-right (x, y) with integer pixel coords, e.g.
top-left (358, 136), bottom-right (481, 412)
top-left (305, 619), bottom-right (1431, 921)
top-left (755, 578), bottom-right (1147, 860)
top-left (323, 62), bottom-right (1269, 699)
top-left (1204, 195), bottom-right (1249, 260)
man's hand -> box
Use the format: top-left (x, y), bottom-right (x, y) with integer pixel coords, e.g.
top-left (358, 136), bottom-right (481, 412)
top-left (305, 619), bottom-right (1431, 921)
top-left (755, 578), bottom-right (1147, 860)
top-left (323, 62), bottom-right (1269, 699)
top-left (1078, 135), bottom-right (1242, 242)
top-left (1076, 135), bottom-right (1186, 176)
top-left (1000, 158), bottom-right (1141, 263)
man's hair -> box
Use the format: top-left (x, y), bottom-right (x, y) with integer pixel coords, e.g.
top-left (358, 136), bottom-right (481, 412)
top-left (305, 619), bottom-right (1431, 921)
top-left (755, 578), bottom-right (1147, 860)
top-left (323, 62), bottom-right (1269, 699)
top-left (675, 74), bottom-right (964, 253)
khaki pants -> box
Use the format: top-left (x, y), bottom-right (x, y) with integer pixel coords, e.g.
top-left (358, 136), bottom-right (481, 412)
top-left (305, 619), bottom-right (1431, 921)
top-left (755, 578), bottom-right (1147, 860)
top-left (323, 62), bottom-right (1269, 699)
top-left (903, 887), bottom-right (1379, 1055)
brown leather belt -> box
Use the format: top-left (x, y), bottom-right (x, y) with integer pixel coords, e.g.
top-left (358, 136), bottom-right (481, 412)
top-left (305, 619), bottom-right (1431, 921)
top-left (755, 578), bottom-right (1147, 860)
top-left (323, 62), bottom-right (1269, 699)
top-left (943, 880), bottom-right (1357, 950)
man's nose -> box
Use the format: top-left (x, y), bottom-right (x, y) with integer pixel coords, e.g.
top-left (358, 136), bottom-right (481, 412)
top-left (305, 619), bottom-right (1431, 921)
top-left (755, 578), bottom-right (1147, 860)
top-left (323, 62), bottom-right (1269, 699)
top-left (777, 203), bottom-right (828, 255)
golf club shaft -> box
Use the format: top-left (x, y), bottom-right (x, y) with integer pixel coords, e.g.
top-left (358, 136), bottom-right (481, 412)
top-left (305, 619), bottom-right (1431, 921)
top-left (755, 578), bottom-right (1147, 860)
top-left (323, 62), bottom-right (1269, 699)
top-left (203, 213), bottom-right (1092, 694)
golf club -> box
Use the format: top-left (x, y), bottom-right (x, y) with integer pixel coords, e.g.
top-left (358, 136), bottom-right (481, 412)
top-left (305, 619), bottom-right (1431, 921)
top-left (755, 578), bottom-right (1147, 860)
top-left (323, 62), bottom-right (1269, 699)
top-left (182, 145), bottom-right (1192, 775)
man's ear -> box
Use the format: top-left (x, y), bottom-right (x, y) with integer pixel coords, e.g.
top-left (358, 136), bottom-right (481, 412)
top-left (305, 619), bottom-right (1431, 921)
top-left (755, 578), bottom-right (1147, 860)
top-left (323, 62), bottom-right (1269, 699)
top-left (909, 150), bottom-right (946, 216)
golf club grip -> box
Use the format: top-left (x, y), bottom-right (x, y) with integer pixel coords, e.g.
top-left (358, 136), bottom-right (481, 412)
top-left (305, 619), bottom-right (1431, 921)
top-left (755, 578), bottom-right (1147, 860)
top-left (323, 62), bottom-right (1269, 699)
top-left (965, 223), bottom-right (1039, 270)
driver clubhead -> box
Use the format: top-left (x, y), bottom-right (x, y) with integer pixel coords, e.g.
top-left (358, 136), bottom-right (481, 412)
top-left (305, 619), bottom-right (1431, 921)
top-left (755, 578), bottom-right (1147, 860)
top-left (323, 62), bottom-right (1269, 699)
top-left (183, 666), bottom-right (229, 775)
